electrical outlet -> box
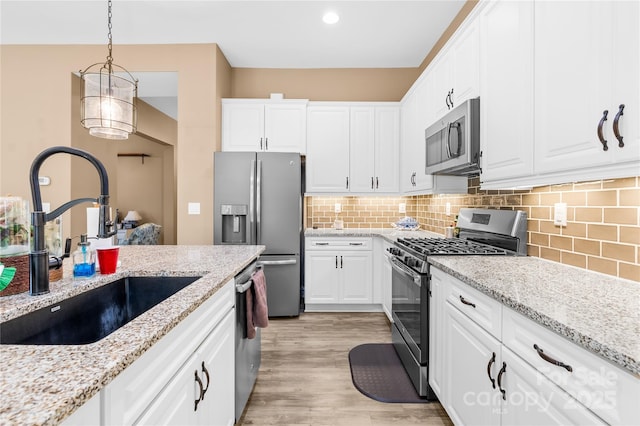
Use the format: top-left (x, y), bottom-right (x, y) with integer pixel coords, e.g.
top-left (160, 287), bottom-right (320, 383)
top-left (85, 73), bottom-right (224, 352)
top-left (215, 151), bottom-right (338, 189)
top-left (334, 203), bottom-right (341, 213)
top-left (445, 202), bottom-right (451, 216)
top-left (554, 203), bottom-right (567, 226)
top-left (399, 203), bottom-right (406, 214)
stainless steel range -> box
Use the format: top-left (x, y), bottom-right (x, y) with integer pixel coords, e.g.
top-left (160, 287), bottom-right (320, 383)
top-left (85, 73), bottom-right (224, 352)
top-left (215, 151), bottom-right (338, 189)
top-left (387, 208), bottom-right (527, 399)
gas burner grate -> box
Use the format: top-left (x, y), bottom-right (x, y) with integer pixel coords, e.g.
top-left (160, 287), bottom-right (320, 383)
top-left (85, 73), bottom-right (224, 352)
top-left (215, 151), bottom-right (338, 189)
top-left (396, 237), bottom-right (510, 257)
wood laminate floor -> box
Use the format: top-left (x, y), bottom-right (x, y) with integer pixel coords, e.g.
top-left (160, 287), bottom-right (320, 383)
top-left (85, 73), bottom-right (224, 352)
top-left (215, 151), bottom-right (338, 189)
top-left (238, 312), bottom-right (453, 426)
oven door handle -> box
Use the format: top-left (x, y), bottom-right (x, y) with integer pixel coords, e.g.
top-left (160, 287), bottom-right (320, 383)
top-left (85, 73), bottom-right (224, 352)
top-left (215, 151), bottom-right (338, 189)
top-left (390, 257), bottom-right (422, 286)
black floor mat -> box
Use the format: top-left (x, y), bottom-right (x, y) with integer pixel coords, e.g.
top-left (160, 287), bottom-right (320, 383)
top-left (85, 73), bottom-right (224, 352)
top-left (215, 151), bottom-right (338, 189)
top-left (348, 343), bottom-right (428, 403)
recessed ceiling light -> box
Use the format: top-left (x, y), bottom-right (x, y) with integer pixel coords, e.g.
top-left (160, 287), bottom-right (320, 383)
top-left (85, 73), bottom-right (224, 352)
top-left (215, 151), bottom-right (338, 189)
top-left (323, 11), bottom-right (339, 25)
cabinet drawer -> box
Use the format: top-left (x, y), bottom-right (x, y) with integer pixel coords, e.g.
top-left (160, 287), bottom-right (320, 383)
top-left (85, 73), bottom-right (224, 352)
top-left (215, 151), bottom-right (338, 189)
top-left (439, 269), bottom-right (502, 339)
top-left (503, 307), bottom-right (640, 425)
top-left (305, 237), bottom-right (372, 251)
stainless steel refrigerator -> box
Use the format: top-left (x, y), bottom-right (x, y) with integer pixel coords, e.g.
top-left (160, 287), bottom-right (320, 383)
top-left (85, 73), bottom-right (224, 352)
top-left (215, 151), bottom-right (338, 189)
top-left (214, 151), bottom-right (302, 317)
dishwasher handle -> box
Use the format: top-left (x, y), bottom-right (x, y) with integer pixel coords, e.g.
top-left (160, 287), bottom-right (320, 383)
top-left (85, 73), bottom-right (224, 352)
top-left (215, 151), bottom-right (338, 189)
top-left (236, 279), bottom-right (253, 294)
top-left (257, 259), bottom-right (297, 266)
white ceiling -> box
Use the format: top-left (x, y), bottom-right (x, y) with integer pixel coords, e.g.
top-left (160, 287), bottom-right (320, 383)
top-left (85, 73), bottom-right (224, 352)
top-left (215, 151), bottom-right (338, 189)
top-left (1, 0), bottom-right (467, 119)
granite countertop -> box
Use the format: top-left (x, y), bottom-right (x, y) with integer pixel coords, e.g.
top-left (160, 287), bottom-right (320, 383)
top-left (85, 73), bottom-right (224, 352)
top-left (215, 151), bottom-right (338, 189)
top-left (428, 256), bottom-right (640, 377)
top-left (305, 228), bottom-right (640, 377)
top-left (0, 245), bottom-right (264, 426)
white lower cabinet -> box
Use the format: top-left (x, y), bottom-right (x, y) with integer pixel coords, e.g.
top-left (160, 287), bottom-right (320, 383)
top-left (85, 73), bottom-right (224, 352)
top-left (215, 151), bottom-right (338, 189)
top-left (304, 237), bottom-right (375, 311)
top-left (136, 311), bottom-right (235, 426)
top-left (102, 279), bottom-right (235, 426)
top-left (430, 267), bottom-right (637, 426)
top-left (442, 285), bottom-right (502, 426)
top-left (373, 237), bottom-right (393, 321)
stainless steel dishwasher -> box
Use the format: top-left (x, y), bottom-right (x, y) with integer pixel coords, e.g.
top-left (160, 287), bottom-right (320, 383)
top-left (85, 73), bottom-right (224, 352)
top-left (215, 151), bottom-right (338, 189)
top-left (234, 261), bottom-right (261, 422)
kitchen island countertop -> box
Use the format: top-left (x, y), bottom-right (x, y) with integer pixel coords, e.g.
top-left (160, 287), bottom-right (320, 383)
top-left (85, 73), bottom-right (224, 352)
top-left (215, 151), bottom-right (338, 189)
top-left (0, 244), bottom-right (264, 426)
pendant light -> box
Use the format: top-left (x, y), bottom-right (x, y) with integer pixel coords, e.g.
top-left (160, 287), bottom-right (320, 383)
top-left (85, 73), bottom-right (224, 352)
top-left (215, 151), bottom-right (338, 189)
top-left (80, 0), bottom-right (137, 140)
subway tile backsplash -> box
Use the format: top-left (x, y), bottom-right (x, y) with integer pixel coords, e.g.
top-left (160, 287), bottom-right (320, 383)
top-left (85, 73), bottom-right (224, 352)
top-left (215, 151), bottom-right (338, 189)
top-left (306, 176), bottom-right (639, 282)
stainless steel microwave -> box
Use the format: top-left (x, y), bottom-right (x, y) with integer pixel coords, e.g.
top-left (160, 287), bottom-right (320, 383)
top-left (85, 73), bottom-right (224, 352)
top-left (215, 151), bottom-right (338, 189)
top-left (425, 97), bottom-right (480, 176)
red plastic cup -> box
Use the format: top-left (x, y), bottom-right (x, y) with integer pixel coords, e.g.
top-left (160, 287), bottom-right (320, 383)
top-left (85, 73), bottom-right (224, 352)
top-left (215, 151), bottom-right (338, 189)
top-left (97, 247), bottom-right (119, 274)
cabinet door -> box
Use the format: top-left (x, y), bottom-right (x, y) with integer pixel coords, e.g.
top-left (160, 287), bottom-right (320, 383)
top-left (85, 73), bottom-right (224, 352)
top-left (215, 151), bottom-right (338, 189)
top-left (381, 244), bottom-right (393, 321)
top-left (305, 251), bottom-right (340, 303)
top-left (534, 1), bottom-right (613, 173)
top-left (428, 268), bottom-right (447, 400)
top-left (222, 103), bottom-right (265, 152)
top-left (501, 347), bottom-right (605, 426)
top-left (264, 103), bottom-right (306, 153)
top-left (136, 311), bottom-right (235, 426)
top-left (443, 301), bottom-right (501, 426)
top-left (349, 107), bottom-right (376, 192)
top-left (479, 0), bottom-right (534, 183)
top-left (432, 53), bottom-right (454, 121)
top-left (196, 310), bottom-right (235, 426)
top-left (451, 20), bottom-right (479, 106)
top-left (401, 77), bottom-right (435, 193)
top-left (306, 106), bottom-right (350, 193)
top-left (340, 251), bottom-right (373, 303)
top-left (374, 107), bottom-right (400, 193)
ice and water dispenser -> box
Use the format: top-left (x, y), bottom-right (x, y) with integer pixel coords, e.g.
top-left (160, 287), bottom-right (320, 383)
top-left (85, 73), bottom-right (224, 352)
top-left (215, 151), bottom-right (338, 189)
top-left (220, 204), bottom-right (247, 244)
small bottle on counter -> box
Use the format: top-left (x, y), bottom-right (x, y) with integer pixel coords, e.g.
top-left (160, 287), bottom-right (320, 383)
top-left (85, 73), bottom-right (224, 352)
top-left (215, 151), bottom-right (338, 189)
top-left (72, 234), bottom-right (96, 279)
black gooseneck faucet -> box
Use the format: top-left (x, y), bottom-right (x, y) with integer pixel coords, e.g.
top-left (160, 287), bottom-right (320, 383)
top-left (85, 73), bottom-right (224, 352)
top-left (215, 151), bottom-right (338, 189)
top-left (29, 146), bottom-right (116, 295)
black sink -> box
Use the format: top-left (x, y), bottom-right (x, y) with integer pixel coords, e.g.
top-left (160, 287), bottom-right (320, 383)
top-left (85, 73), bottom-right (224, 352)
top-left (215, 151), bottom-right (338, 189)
top-left (0, 276), bottom-right (201, 345)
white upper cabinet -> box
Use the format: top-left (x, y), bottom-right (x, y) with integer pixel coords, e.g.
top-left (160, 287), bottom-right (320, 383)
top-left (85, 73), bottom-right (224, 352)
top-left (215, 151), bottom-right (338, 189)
top-left (349, 107), bottom-right (376, 192)
top-left (431, 20), bottom-right (480, 121)
top-left (478, 0), bottom-right (534, 184)
top-left (534, 0), bottom-right (639, 180)
top-left (222, 99), bottom-right (307, 153)
top-left (479, 0), bottom-right (639, 189)
top-left (306, 105), bottom-right (351, 193)
top-left (306, 103), bottom-right (399, 194)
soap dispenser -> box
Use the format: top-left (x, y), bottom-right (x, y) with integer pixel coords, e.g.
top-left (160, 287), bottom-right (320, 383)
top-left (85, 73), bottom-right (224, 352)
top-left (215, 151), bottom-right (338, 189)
top-left (72, 234), bottom-right (96, 279)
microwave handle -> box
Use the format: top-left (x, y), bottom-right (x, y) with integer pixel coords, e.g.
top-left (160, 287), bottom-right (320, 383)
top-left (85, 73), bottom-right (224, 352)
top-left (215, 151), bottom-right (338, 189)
top-left (446, 122), bottom-right (463, 158)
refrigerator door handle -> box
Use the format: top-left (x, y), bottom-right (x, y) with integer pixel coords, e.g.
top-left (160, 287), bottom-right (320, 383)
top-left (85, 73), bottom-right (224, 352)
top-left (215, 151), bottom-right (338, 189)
top-left (257, 259), bottom-right (297, 267)
top-left (249, 159), bottom-right (256, 244)
top-left (256, 159), bottom-right (262, 245)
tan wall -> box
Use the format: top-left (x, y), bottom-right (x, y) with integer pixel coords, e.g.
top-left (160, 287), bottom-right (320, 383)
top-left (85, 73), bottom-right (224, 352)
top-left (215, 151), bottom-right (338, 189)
top-left (231, 68), bottom-right (419, 101)
top-left (0, 44), bottom-right (225, 245)
top-left (306, 176), bottom-right (640, 282)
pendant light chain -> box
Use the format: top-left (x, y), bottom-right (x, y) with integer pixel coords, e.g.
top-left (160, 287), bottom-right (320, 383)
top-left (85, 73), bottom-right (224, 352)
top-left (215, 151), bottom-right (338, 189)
top-left (106, 0), bottom-right (113, 72)
top-left (80, 0), bottom-right (137, 140)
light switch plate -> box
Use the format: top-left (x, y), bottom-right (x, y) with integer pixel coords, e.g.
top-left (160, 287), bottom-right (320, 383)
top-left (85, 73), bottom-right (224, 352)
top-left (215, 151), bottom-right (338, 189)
top-left (554, 202), bottom-right (567, 226)
top-left (399, 203), bottom-right (406, 214)
top-left (188, 202), bottom-right (201, 215)
top-left (445, 202), bottom-right (451, 216)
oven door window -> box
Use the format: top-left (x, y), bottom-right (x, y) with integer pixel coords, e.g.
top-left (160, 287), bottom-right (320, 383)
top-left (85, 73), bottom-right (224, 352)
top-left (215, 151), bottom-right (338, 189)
top-left (391, 261), bottom-right (423, 360)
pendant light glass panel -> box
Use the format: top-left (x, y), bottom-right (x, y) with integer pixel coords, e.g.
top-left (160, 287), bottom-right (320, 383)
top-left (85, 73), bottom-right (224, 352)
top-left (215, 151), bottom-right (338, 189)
top-left (81, 70), bottom-right (137, 140)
